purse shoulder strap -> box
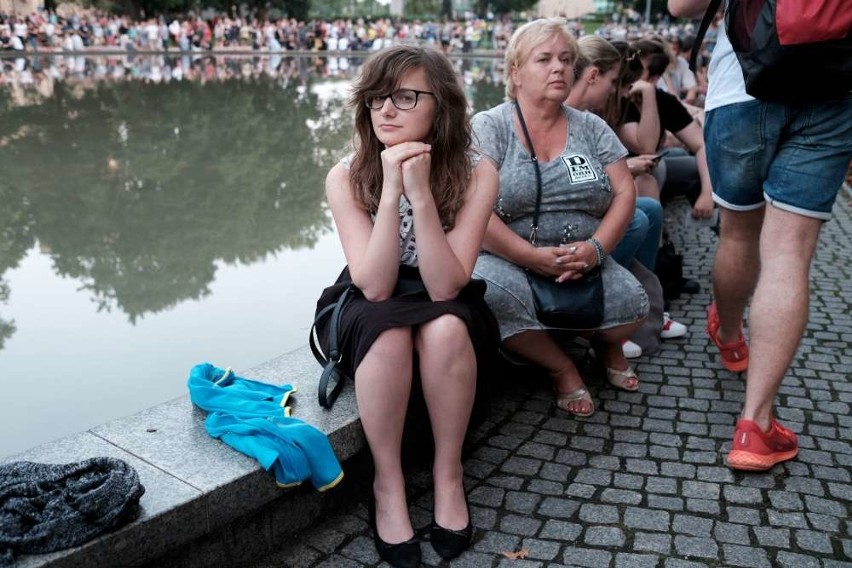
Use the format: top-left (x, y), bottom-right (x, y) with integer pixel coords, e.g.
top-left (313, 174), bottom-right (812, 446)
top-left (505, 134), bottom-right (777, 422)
top-left (310, 285), bottom-right (353, 409)
top-left (690, 0), bottom-right (723, 71)
top-left (514, 101), bottom-right (543, 245)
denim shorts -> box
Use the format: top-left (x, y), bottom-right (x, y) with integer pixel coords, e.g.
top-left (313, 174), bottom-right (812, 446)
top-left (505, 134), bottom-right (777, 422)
top-left (705, 96), bottom-right (852, 220)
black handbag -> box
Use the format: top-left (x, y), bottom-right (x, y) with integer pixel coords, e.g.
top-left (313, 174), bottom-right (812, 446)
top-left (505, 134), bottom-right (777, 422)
top-left (515, 101), bottom-right (605, 330)
top-left (310, 284), bottom-right (354, 409)
top-left (309, 267), bottom-right (431, 409)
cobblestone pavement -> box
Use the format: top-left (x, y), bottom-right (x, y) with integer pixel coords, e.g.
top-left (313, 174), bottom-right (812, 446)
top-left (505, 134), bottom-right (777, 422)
top-left (257, 195), bottom-right (852, 568)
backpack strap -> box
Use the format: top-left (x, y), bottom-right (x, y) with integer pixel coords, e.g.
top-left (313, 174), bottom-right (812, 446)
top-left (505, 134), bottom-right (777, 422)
top-left (310, 285), bottom-right (354, 409)
top-left (690, 0), bottom-right (724, 72)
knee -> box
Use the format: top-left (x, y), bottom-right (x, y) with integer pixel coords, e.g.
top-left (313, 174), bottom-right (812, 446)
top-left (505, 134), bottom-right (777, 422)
top-left (637, 197), bottom-right (663, 229)
top-left (369, 327), bottom-right (414, 359)
top-left (626, 209), bottom-right (650, 239)
top-left (415, 315), bottom-right (470, 357)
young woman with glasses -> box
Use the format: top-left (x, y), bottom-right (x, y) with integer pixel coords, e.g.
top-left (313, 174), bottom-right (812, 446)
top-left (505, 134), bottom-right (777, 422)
top-left (312, 45), bottom-right (499, 568)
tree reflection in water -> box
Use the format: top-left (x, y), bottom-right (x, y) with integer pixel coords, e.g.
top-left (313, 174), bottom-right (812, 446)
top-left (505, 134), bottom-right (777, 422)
top-left (0, 54), bottom-right (505, 345)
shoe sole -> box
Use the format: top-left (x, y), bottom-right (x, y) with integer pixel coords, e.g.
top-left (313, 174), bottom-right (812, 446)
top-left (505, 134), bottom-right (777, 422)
top-left (720, 358), bottom-right (749, 373)
top-left (726, 448), bottom-right (799, 471)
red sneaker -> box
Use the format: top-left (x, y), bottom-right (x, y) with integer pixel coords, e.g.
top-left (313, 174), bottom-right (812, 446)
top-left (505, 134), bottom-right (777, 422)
top-left (727, 419), bottom-right (799, 471)
top-left (706, 301), bottom-right (749, 372)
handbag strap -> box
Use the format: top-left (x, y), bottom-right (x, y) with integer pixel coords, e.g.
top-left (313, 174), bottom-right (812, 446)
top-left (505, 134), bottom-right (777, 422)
top-left (690, 0), bottom-right (723, 72)
top-left (310, 285), bottom-right (353, 409)
top-left (514, 101), bottom-right (544, 245)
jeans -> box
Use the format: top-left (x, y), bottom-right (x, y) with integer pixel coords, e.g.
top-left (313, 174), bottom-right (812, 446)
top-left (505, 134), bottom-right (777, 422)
top-left (611, 197), bottom-right (663, 271)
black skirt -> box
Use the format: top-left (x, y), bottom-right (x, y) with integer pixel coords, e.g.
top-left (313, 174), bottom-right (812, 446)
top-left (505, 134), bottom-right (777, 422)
top-left (313, 265), bottom-right (500, 382)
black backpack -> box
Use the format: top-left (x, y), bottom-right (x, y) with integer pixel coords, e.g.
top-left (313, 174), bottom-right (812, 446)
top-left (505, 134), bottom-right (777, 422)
top-left (691, 0), bottom-right (852, 103)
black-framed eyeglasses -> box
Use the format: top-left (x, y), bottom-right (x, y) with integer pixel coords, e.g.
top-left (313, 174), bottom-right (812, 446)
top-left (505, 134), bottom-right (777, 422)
top-left (365, 89), bottom-right (435, 110)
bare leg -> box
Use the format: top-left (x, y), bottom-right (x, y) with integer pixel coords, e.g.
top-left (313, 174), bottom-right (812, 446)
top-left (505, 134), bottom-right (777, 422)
top-left (594, 321), bottom-right (644, 390)
top-left (503, 330), bottom-right (592, 416)
top-left (416, 315), bottom-right (475, 531)
top-left (712, 207), bottom-right (764, 343)
top-left (742, 206), bottom-right (822, 430)
top-left (355, 327), bottom-right (415, 544)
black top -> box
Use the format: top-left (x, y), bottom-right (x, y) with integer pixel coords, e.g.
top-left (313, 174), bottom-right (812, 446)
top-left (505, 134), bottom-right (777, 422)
top-left (625, 88), bottom-right (693, 150)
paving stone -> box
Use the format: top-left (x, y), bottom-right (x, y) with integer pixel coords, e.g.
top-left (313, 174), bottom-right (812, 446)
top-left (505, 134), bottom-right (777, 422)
top-left (559, 547), bottom-right (613, 567)
top-left (624, 507), bottom-right (670, 531)
top-left (470, 485), bottom-right (506, 507)
top-left (664, 560), bottom-right (710, 568)
top-left (584, 526), bottom-right (626, 547)
top-left (613, 473), bottom-right (644, 490)
top-left (804, 494), bottom-right (847, 516)
top-left (686, 498), bottom-right (720, 515)
top-left (526, 479), bottom-right (564, 496)
top-left (500, 514), bottom-right (543, 536)
top-left (682, 481), bottom-right (720, 500)
top-left (578, 503), bottom-right (619, 524)
top-left (519, 537), bottom-right (561, 561)
top-left (633, 532), bottom-right (672, 554)
top-left (724, 485), bottom-right (765, 504)
top-left (516, 441), bottom-right (557, 461)
top-left (673, 535), bottom-right (718, 558)
top-left (501, 456), bottom-right (543, 476)
top-left (537, 497), bottom-right (580, 519)
top-left (710, 522), bottom-right (751, 547)
top-left (488, 475), bottom-right (526, 491)
top-left (600, 488), bottom-right (642, 505)
top-left (505, 491), bottom-right (543, 514)
top-left (768, 490), bottom-right (805, 511)
top-left (645, 477), bottom-right (678, 495)
top-left (794, 529), bottom-right (834, 553)
top-left (672, 514), bottom-right (714, 537)
top-left (774, 551), bottom-right (822, 568)
top-left (614, 553), bottom-right (660, 568)
top-left (722, 544), bottom-right (772, 568)
top-left (625, 459), bottom-right (659, 475)
top-left (725, 506), bottom-right (761, 526)
top-left (574, 468), bottom-right (613, 486)
top-left (555, 449), bottom-right (590, 466)
top-left (751, 528), bottom-right (790, 552)
top-left (768, 510), bottom-right (809, 529)
top-left (806, 512), bottom-right (841, 532)
top-left (647, 495), bottom-right (684, 511)
top-left (539, 462), bottom-right (572, 483)
top-left (472, 530), bottom-right (523, 555)
top-left (566, 483), bottom-right (596, 499)
top-left (539, 519), bottom-right (583, 542)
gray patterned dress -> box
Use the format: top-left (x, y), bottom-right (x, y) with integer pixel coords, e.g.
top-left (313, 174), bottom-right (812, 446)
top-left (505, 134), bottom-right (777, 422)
top-left (472, 102), bottom-right (648, 340)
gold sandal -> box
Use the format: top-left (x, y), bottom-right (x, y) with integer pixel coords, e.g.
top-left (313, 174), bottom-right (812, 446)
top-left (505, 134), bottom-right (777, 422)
top-left (606, 366), bottom-right (640, 392)
top-left (555, 387), bottom-right (595, 418)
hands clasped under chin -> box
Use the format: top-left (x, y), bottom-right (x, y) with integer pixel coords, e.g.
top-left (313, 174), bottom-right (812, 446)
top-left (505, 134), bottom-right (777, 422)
top-left (530, 241), bottom-right (597, 283)
top-left (381, 142), bottom-right (433, 205)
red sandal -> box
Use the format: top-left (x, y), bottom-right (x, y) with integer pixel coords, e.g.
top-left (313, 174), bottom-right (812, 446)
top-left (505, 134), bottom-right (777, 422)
top-left (706, 301), bottom-right (749, 373)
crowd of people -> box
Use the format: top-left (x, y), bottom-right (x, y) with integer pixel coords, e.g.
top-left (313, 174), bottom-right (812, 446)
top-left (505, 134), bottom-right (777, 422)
top-left (308, 11), bottom-right (850, 567)
top-left (0, 9), bottom-right (710, 60)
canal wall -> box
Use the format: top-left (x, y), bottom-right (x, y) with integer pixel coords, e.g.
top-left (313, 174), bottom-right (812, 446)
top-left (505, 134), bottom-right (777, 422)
top-left (6, 346), bottom-right (373, 567)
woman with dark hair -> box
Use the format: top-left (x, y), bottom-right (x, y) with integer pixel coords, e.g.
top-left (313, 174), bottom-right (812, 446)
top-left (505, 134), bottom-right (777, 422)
top-left (314, 45), bottom-right (498, 567)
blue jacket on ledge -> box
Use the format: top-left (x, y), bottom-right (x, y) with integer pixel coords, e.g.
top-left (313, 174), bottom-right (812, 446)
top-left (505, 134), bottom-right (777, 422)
top-left (187, 363), bottom-right (343, 491)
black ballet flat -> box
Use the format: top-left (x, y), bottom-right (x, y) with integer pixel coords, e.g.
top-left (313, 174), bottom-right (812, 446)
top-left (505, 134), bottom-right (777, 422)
top-left (368, 499), bottom-right (421, 568)
top-left (430, 497), bottom-right (474, 561)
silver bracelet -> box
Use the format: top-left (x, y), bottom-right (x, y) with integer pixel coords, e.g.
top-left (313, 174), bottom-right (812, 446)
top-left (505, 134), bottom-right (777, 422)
top-left (586, 237), bottom-right (604, 268)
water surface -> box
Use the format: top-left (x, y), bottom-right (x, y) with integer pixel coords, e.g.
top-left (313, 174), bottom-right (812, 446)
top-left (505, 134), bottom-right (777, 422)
top-left (0, 54), bottom-right (506, 457)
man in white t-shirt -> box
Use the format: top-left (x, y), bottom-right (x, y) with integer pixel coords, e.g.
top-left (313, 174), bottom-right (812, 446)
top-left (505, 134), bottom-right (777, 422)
top-left (670, 0), bottom-right (852, 472)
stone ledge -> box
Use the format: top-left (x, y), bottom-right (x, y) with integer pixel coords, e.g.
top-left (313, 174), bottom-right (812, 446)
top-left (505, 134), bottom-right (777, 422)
top-left (5, 345), bottom-right (363, 568)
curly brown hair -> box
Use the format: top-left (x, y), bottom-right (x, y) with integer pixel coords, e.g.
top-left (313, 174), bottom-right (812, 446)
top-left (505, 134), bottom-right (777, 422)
top-left (348, 45), bottom-right (472, 230)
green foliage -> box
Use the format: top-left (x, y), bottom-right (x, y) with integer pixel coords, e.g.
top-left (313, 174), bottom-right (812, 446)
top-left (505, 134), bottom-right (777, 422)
top-left (488, 0), bottom-right (537, 16)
